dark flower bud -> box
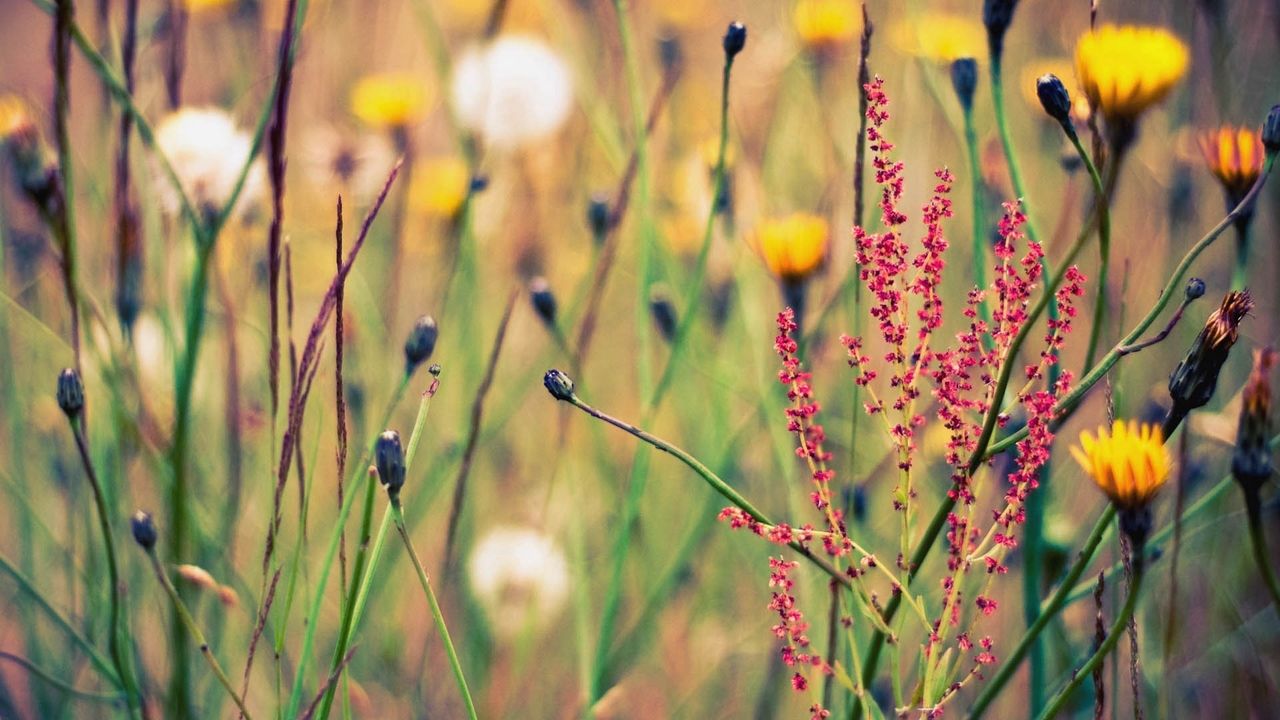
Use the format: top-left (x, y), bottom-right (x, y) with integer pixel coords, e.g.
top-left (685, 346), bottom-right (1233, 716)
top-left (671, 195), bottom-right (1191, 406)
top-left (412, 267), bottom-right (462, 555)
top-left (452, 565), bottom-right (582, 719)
top-left (375, 430), bottom-right (405, 498)
top-left (587, 194), bottom-right (611, 243)
top-left (428, 363), bottom-right (442, 377)
top-left (543, 369), bottom-right (575, 402)
top-left (950, 58), bottom-right (978, 113)
top-left (1184, 277), bottom-right (1206, 301)
top-left (649, 285), bottom-right (677, 343)
top-left (404, 315), bottom-right (439, 374)
top-left (1263, 104), bottom-right (1280, 155)
top-left (56, 367), bottom-right (84, 418)
top-left (131, 510), bottom-right (157, 550)
top-left (659, 35), bottom-right (683, 75)
top-left (1036, 74), bottom-right (1073, 128)
top-left (1167, 290), bottom-right (1254, 433)
top-left (722, 22), bottom-right (747, 60)
top-left (982, 0), bottom-right (1020, 60)
top-left (1232, 348), bottom-right (1275, 495)
top-left (469, 175), bottom-right (490, 193)
top-left (529, 277), bottom-right (557, 327)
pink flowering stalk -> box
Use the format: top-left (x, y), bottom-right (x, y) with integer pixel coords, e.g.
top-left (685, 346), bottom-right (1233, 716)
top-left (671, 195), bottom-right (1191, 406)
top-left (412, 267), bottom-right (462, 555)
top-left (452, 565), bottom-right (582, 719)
top-left (720, 76), bottom-right (1086, 717)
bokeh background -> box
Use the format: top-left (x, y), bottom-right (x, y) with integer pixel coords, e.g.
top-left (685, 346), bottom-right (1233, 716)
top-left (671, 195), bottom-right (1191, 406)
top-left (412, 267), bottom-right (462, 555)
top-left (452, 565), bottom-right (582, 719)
top-left (1, 0), bottom-right (1278, 717)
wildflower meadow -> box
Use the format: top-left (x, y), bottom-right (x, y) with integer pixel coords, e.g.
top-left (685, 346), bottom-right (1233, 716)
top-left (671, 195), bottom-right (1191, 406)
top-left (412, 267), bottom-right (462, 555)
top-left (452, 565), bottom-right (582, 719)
top-left (2, 0), bottom-right (1280, 717)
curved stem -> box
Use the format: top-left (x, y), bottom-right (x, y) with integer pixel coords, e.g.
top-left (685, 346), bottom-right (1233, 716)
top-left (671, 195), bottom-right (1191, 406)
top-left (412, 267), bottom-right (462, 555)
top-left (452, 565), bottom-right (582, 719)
top-left (390, 499), bottom-right (478, 720)
top-left (1035, 562), bottom-right (1145, 720)
top-left (1071, 131), bottom-right (1115, 372)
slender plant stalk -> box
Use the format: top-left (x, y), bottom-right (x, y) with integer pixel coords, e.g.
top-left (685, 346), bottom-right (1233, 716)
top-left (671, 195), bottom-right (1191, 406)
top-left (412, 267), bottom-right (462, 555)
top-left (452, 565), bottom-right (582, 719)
top-left (1035, 562), bottom-right (1146, 720)
top-left (0, 652), bottom-right (124, 704)
top-left (145, 550), bottom-right (254, 720)
top-left (1230, 220), bottom-right (1251, 291)
top-left (1244, 492), bottom-right (1280, 613)
top-left (389, 499), bottom-right (478, 720)
top-left (52, 0), bottom-right (84, 379)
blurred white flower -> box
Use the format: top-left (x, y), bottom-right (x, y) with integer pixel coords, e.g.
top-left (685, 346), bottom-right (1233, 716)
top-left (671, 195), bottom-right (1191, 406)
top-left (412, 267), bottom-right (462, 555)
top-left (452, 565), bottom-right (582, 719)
top-left (467, 525), bottom-right (570, 639)
top-left (153, 107), bottom-right (265, 222)
top-left (300, 124), bottom-right (396, 204)
top-left (451, 36), bottom-right (573, 150)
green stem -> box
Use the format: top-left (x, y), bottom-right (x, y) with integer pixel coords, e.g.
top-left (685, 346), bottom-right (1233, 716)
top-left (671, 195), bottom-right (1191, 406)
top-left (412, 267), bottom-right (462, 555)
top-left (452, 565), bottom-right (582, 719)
top-left (70, 417), bottom-right (143, 717)
top-left (146, 551), bottom-right (254, 720)
top-left (1070, 131), bottom-right (1114, 372)
top-left (389, 499), bottom-right (478, 720)
top-left (0, 652), bottom-right (124, 704)
top-left (1035, 561), bottom-right (1145, 720)
top-left (1244, 491), bottom-right (1280, 614)
top-left (1231, 219), bottom-right (1251, 292)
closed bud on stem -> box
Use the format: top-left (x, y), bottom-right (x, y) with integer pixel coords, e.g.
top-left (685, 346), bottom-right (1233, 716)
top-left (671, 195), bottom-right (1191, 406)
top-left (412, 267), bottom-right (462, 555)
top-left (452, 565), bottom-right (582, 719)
top-left (950, 58), bottom-right (978, 113)
top-left (529, 277), bottom-right (557, 327)
top-left (1167, 290), bottom-right (1254, 433)
top-left (375, 430), bottom-right (405, 499)
top-left (56, 367), bottom-right (84, 419)
top-left (404, 315), bottom-right (439, 374)
top-left (1184, 277), bottom-right (1206, 301)
top-left (587, 194), bottom-right (610, 243)
top-left (982, 0), bottom-right (1020, 61)
top-left (1263, 104), bottom-right (1280, 155)
top-left (1232, 348), bottom-right (1275, 496)
top-left (722, 22), bottom-right (747, 60)
top-left (659, 35), bottom-right (683, 76)
top-left (1036, 73), bottom-right (1074, 130)
top-left (648, 285), bottom-right (677, 343)
top-left (131, 510), bottom-right (157, 550)
top-left (543, 369), bottom-right (575, 402)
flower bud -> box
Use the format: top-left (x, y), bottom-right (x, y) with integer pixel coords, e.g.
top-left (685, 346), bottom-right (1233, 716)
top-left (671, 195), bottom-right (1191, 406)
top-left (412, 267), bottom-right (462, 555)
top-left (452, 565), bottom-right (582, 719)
top-left (950, 58), bottom-right (978, 113)
top-left (375, 430), bottom-right (405, 498)
top-left (1036, 73), bottom-right (1073, 128)
top-left (982, 0), bottom-right (1020, 60)
top-left (543, 369), bottom-right (575, 402)
top-left (1167, 290), bottom-right (1254, 432)
top-left (529, 276), bottom-right (557, 327)
top-left (1232, 348), bottom-right (1275, 494)
top-left (1262, 103), bottom-right (1280, 155)
top-left (56, 367), bottom-right (84, 418)
top-left (648, 285), bottom-right (677, 343)
top-left (587, 194), bottom-right (610, 244)
top-left (131, 510), bottom-right (157, 550)
top-left (659, 35), bottom-right (683, 76)
top-left (404, 315), bottom-right (439, 374)
top-left (1184, 277), bottom-right (1206, 301)
top-left (722, 22), bottom-right (747, 60)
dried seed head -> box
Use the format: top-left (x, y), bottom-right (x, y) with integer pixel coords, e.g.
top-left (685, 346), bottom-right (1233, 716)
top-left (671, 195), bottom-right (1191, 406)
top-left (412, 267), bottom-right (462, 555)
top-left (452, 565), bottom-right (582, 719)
top-left (1263, 103), bottom-right (1280, 155)
top-left (648, 285), bottom-right (677, 343)
top-left (1232, 347), bottom-right (1275, 493)
top-left (1035, 73), bottom-right (1073, 128)
top-left (1168, 290), bottom-right (1254, 418)
top-left (529, 276), bottom-right (557, 327)
top-left (375, 430), bottom-right (405, 498)
top-left (56, 367), bottom-right (84, 418)
top-left (543, 369), bottom-right (575, 402)
top-left (404, 315), bottom-right (439, 374)
top-left (722, 22), bottom-right (747, 59)
top-left (131, 510), bottom-right (157, 550)
top-left (950, 58), bottom-right (978, 113)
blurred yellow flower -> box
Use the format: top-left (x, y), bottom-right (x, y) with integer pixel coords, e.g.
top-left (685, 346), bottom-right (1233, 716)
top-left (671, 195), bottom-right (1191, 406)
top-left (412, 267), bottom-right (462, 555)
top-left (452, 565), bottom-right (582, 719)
top-left (409, 156), bottom-right (470, 218)
top-left (183, 0), bottom-right (234, 13)
top-left (1074, 25), bottom-right (1188, 122)
top-left (890, 13), bottom-right (984, 62)
top-left (754, 213), bottom-right (828, 282)
top-left (654, 0), bottom-right (712, 29)
top-left (1070, 420), bottom-right (1171, 510)
top-left (1199, 125), bottom-right (1264, 198)
top-left (0, 94), bottom-right (32, 141)
top-left (350, 73), bottom-right (431, 129)
top-left (793, 0), bottom-right (861, 50)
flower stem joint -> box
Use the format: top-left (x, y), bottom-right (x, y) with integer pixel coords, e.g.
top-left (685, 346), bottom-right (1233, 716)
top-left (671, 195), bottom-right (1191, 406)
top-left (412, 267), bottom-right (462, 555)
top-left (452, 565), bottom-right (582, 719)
top-left (543, 369), bottom-right (575, 402)
top-left (56, 367), bottom-right (84, 419)
top-left (376, 430), bottom-right (406, 501)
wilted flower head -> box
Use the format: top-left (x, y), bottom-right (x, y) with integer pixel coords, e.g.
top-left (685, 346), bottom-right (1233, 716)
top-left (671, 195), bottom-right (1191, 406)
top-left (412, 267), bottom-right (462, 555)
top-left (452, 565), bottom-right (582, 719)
top-left (1199, 126), bottom-right (1265, 201)
top-left (1074, 25), bottom-right (1189, 124)
top-left (350, 73), bottom-right (432, 129)
top-left (1168, 290), bottom-right (1254, 422)
top-left (451, 36), bottom-right (573, 150)
top-left (1071, 420), bottom-right (1172, 511)
top-left (154, 107), bottom-right (265, 222)
top-left (753, 213), bottom-right (828, 282)
top-left (889, 13), bottom-right (985, 62)
top-left (1232, 348), bottom-right (1275, 492)
top-left (408, 156), bottom-right (470, 218)
top-left (792, 0), bottom-right (860, 51)
top-left (467, 525), bottom-right (570, 639)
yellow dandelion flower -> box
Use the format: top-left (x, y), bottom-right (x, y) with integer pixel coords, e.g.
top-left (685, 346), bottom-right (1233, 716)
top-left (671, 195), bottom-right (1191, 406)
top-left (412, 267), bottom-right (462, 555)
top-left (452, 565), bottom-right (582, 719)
top-left (1074, 25), bottom-right (1189, 123)
top-left (0, 94), bottom-right (33, 141)
top-left (1199, 125), bottom-right (1264, 199)
top-left (754, 213), bottom-right (828, 282)
top-left (1070, 420), bottom-right (1172, 510)
top-left (793, 0), bottom-right (862, 50)
top-left (350, 73), bottom-right (432, 129)
top-left (890, 13), bottom-right (985, 62)
top-left (409, 156), bottom-right (470, 218)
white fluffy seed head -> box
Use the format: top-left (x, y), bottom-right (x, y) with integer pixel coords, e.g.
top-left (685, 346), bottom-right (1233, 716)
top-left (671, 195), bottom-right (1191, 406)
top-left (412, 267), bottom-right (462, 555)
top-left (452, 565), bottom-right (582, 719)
top-left (451, 35), bottom-right (574, 151)
top-left (153, 107), bottom-right (265, 222)
top-left (467, 525), bottom-right (570, 639)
